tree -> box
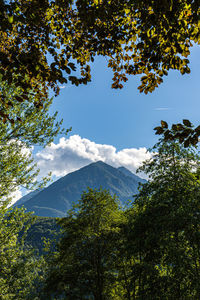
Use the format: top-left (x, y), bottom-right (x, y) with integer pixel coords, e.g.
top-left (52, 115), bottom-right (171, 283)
top-left (155, 119), bottom-right (200, 148)
top-left (0, 204), bottom-right (47, 299)
top-left (0, 76), bottom-right (68, 298)
top-left (0, 75), bottom-right (67, 145)
top-left (125, 137), bottom-right (200, 298)
top-left (0, 140), bottom-right (40, 202)
top-left (43, 188), bottom-right (123, 299)
top-left (1, 0), bottom-right (199, 120)
top-left (0, 75), bottom-right (69, 203)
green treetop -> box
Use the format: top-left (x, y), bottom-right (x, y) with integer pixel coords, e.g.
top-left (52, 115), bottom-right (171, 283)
top-left (125, 137), bottom-right (200, 298)
top-left (43, 188), bottom-right (124, 299)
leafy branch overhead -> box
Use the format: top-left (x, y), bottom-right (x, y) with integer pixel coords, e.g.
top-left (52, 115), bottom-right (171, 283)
top-left (1, 0), bottom-right (200, 120)
top-left (154, 119), bottom-right (200, 147)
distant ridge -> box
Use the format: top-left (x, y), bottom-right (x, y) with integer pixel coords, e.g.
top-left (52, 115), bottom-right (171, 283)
top-left (118, 166), bottom-right (146, 184)
top-left (14, 161), bottom-right (146, 217)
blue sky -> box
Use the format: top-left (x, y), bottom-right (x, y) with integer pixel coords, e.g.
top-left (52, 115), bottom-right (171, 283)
top-left (50, 45), bottom-right (200, 150)
top-left (14, 45), bottom-right (200, 202)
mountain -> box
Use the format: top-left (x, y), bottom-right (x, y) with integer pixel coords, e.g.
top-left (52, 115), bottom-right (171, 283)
top-left (14, 161), bottom-right (146, 218)
top-left (13, 188), bottom-right (42, 207)
top-left (118, 166), bottom-right (146, 184)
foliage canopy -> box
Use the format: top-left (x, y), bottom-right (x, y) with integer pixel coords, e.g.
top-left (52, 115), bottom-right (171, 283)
top-left (0, 77), bottom-right (67, 204)
top-left (155, 119), bottom-right (200, 148)
top-left (1, 0), bottom-right (200, 121)
top-left (0, 205), bottom-right (46, 299)
top-left (44, 188), bottom-right (123, 299)
top-left (126, 138), bottom-right (200, 298)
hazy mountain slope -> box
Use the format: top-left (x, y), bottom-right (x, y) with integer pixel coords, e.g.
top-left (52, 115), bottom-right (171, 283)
top-left (13, 189), bottom-right (42, 207)
top-left (15, 161), bottom-right (146, 217)
top-left (118, 167), bottom-right (146, 184)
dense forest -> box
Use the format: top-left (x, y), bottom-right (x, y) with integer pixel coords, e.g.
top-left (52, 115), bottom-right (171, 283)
top-left (1, 0), bottom-right (200, 299)
top-left (1, 138), bottom-right (200, 299)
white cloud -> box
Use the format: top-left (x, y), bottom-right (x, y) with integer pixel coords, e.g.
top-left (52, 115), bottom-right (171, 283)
top-left (8, 188), bottom-right (23, 206)
top-left (36, 135), bottom-right (151, 178)
top-left (154, 107), bottom-right (171, 111)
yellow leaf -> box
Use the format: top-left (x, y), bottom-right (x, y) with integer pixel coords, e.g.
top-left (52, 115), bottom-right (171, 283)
top-left (8, 16), bottom-right (14, 23)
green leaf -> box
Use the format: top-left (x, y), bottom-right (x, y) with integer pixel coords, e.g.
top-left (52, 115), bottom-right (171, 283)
top-left (184, 138), bottom-right (190, 147)
top-left (161, 120), bottom-right (168, 129)
top-left (65, 67), bottom-right (71, 74)
top-left (154, 127), bottom-right (164, 135)
top-left (194, 125), bottom-right (200, 133)
top-left (183, 119), bottom-right (192, 127)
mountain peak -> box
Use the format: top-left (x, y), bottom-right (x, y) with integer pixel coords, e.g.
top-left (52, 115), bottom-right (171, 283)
top-left (84, 161), bottom-right (117, 172)
top-left (90, 160), bottom-right (106, 166)
top-left (14, 161), bottom-right (146, 217)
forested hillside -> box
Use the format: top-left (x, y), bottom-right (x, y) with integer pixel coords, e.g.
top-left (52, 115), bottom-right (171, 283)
top-left (24, 217), bottom-right (61, 255)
